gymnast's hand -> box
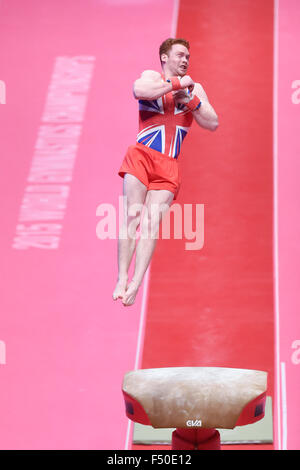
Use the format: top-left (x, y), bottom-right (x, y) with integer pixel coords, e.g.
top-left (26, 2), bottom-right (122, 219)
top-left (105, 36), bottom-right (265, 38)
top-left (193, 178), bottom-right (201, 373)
top-left (180, 75), bottom-right (195, 92)
top-left (173, 89), bottom-right (192, 105)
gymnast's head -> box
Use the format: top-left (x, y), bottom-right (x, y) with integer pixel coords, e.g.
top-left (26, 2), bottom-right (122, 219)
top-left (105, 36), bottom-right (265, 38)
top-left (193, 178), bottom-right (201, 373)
top-left (159, 38), bottom-right (190, 77)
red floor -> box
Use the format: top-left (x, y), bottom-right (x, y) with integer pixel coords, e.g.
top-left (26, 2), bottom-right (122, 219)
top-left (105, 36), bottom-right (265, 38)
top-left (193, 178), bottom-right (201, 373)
top-left (3, 0), bottom-right (298, 451)
top-left (136, 0), bottom-right (274, 451)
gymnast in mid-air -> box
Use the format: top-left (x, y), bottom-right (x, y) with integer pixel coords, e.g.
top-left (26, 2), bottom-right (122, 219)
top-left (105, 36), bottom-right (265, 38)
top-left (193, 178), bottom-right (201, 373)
top-left (113, 38), bottom-right (219, 306)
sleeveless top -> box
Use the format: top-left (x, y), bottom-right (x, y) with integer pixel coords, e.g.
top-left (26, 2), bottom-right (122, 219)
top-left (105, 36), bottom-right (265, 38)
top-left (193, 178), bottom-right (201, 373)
top-left (136, 73), bottom-right (193, 159)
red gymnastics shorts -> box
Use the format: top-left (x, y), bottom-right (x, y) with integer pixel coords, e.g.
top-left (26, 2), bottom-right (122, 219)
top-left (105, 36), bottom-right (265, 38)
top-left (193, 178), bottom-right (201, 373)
top-left (118, 142), bottom-right (181, 200)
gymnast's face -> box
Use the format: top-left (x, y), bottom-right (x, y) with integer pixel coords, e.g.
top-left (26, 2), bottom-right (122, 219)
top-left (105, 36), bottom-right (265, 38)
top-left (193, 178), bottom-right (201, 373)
top-left (162, 44), bottom-right (190, 77)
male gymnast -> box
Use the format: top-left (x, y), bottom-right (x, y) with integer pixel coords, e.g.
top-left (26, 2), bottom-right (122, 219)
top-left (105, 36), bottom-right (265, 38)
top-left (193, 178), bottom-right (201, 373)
top-left (113, 38), bottom-right (218, 306)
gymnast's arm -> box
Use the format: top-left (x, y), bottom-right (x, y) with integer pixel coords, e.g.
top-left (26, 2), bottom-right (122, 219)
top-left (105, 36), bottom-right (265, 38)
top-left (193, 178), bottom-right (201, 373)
top-left (190, 83), bottom-right (219, 131)
top-left (133, 70), bottom-right (172, 100)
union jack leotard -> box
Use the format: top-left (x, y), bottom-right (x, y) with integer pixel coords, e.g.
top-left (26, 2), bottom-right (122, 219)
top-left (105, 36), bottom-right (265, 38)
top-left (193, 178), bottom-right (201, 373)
top-left (136, 74), bottom-right (194, 159)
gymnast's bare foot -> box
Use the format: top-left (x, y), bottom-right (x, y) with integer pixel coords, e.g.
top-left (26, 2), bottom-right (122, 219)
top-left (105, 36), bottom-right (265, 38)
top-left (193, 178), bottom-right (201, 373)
top-left (112, 277), bottom-right (128, 301)
top-left (122, 280), bottom-right (140, 306)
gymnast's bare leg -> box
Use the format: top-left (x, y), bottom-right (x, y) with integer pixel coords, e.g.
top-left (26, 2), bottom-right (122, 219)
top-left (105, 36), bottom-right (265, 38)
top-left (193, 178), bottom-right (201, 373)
top-left (113, 174), bottom-right (174, 306)
top-left (113, 173), bottom-right (147, 302)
